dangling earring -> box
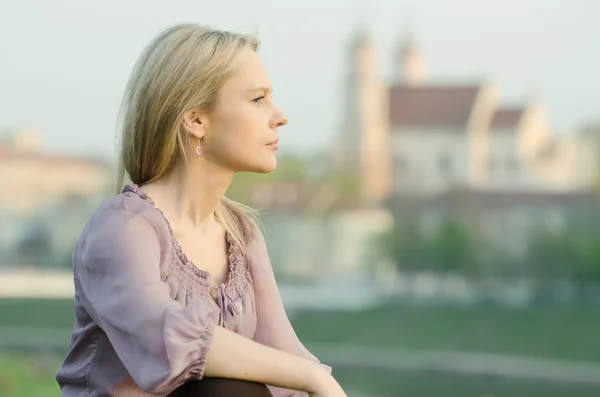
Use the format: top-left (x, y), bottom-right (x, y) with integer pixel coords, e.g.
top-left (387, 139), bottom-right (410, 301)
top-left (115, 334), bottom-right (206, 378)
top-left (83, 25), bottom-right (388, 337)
top-left (195, 139), bottom-right (203, 158)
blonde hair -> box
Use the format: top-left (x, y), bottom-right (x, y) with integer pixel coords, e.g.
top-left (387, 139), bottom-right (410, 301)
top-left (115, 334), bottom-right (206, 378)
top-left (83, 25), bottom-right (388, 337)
top-left (115, 23), bottom-right (260, 252)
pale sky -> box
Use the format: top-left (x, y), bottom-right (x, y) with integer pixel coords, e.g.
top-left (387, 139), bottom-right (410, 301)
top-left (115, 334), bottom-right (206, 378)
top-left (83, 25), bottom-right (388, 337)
top-left (1, 0), bottom-right (598, 161)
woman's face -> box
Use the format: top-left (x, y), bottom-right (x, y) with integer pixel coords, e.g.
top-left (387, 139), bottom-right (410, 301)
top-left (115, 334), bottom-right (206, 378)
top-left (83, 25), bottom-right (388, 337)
top-left (198, 48), bottom-right (288, 174)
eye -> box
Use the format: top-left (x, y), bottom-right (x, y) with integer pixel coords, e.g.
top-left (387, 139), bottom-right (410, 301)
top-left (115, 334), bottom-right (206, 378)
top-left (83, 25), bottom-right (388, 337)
top-left (252, 95), bottom-right (266, 103)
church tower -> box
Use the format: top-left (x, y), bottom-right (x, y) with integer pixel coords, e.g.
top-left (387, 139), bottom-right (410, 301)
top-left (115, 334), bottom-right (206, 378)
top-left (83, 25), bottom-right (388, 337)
top-left (394, 34), bottom-right (426, 86)
top-left (335, 26), bottom-right (391, 203)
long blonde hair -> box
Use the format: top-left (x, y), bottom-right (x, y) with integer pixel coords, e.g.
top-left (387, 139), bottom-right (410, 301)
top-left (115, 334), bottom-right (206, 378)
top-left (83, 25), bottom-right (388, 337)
top-left (115, 23), bottom-right (260, 252)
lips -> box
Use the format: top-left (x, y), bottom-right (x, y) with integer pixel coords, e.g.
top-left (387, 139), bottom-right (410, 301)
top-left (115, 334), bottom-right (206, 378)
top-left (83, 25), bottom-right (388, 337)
top-left (267, 138), bottom-right (279, 146)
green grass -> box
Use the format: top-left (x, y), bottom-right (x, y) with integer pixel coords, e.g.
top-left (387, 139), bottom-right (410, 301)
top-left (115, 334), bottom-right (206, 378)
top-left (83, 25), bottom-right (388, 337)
top-left (1, 353), bottom-right (599, 397)
top-left (292, 303), bottom-right (600, 363)
top-left (2, 298), bottom-right (600, 362)
top-left (3, 298), bottom-right (600, 396)
top-left (334, 366), bottom-right (600, 397)
top-left (0, 298), bottom-right (75, 329)
top-left (0, 354), bottom-right (61, 397)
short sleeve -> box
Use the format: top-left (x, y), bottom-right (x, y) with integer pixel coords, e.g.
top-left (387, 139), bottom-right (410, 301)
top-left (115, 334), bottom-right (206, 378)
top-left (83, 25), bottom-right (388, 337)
top-left (74, 196), bottom-right (215, 394)
top-left (247, 226), bottom-right (332, 397)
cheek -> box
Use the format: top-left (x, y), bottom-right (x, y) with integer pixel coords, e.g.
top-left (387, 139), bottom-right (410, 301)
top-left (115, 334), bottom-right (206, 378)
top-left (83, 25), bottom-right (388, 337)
top-left (206, 123), bottom-right (257, 165)
top-left (209, 130), bottom-right (244, 158)
top-left (205, 105), bottom-right (274, 170)
top-left (214, 108), bottom-right (264, 148)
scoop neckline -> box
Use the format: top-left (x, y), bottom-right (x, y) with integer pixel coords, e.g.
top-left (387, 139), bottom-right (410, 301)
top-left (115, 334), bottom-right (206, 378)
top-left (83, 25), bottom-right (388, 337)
top-left (122, 183), bottom-right (238, 291)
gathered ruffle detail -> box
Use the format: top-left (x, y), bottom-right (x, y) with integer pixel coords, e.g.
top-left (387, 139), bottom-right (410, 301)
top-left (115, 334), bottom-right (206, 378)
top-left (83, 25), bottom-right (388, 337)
top-left (122, 184), bottom-right (250, 302)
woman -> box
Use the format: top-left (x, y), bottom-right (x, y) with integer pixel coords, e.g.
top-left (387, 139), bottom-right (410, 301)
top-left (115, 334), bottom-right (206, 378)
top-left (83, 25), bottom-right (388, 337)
top-left (55, 23), bottom-right (347, 397)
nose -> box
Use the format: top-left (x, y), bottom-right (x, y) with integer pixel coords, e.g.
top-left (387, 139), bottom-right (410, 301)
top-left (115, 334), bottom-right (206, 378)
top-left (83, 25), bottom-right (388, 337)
top-left (271, 106), bottom-right (288, 128)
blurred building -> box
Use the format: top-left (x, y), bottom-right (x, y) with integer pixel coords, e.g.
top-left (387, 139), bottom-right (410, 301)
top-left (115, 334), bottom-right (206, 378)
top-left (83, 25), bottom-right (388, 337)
top-left (335, 29), bottom-right (600, 261)
top-left (0, 128), bottom-right (112, 216)
top-left (0, 128), bottom-right (112, 266)
top-left (335, 30), bottom-right (599, 201)
top-left (243, 180), bottom-right (395, 281)
top-left (388, 188), bottom-right (600, 259)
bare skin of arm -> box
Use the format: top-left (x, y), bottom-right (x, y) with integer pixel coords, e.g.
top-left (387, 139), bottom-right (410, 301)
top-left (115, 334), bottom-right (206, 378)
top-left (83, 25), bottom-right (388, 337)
top-left (204, 326), bottom-right (347, 397)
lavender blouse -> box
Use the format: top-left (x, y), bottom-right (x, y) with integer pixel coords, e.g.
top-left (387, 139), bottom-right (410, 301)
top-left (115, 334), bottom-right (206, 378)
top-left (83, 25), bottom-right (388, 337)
top-left (55, 185), bottom-right (330, 396)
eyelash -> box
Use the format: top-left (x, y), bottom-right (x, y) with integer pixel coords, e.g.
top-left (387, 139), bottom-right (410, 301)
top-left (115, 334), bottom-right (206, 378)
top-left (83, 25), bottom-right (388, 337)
top-left (252, 95), bottom-right (271, 104)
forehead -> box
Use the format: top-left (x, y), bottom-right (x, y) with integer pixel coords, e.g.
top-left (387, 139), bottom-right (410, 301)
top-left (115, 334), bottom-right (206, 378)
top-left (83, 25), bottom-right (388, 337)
top-left (222, 49), bottom-right (271, 93)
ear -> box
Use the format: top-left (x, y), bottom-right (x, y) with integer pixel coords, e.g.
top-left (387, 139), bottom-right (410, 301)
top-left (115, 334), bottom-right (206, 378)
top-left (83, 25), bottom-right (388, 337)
top-left (182, 110), bottom-right (207, 140)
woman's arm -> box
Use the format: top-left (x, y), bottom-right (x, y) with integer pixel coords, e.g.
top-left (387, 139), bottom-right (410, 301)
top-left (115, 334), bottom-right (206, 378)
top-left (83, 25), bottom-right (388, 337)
top-left (246, 226), bottom-right (336, 397)
top-left (204, 327), bottom-right (343, 396)
top-left (76, 200), bottom-right (214, 394)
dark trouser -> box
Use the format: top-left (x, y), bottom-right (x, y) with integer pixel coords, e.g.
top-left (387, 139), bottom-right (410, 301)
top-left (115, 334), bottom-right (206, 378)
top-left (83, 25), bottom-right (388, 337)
top-left (167, 378), bottom-right (274, 397)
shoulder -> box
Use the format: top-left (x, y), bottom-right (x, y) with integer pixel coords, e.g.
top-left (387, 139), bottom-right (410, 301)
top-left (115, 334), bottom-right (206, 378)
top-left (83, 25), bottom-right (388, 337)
top-left (247, 221), bottom-right (266, 250)
top-left (76, 192), bottom-right (172, 263)
top-left (245, 223), bottom-right (270, 265)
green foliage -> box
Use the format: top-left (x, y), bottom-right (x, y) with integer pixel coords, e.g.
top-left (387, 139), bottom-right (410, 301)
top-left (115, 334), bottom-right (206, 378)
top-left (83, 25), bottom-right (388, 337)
top-left (381, 216), bottom-right (600, 285)
top-left (317, 169), bottom-right (361, 199)
top-left (580, 240), bottom-right (600, 283)
top-left (428, 221), bottom-right (478, 275)
top-left (226, 153), bottom-right (362, 204)
top-left (380, 221), bottom-right (430, 274)
top-left (226, 153), bottom-right (310, 203)
top-left (526, 231), bottom-right (600, 285)
top-left (225, 171), bottom-right (267, 203)
top-left (380, 219), bottom-right (479, 276)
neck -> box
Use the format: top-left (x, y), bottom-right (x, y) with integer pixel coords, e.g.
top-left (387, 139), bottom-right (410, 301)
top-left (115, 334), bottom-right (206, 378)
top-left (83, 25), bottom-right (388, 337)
top-left (144, 161), bottom-right (235, 228)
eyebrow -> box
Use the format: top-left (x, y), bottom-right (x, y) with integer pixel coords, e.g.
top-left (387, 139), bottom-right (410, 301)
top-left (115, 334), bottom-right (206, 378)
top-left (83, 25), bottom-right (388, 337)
top-left (246, 86), bottom-right (273, 94)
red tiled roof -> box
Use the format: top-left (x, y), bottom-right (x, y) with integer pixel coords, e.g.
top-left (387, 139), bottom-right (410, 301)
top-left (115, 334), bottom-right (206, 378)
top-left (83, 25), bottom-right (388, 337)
top-left (491, 107), bottom-right (524, 128)
top-left (389, 84), bottom-right (480, 128)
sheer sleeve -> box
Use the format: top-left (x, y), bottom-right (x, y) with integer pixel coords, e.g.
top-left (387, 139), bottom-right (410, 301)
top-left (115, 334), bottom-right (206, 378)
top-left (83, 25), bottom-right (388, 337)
top-left (247, 226), bottom-right (332, 397)
top-left (74, 196), bottom-right (215, 394)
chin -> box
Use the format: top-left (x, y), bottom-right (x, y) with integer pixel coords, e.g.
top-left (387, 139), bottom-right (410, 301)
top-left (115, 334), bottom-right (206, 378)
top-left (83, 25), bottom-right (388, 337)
top-left (249, 157), bottom-right (277, 174)
top-left (256, 162), bottom-right (277, 174)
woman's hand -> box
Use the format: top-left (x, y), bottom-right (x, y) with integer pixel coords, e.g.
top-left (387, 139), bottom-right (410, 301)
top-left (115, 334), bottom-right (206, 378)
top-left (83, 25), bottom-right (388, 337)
top-left (308, 366), bottom-right (348, 397)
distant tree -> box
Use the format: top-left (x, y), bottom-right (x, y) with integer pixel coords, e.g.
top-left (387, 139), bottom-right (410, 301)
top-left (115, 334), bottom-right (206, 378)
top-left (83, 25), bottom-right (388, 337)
top-left (525, 229), bottom-right (600, 302)
top-left (317, 169), bottom-right (361, 200)
top-left (376, 218), bottom-right (483, 278)
top-left (526, 231), bottom-right (581, 282)
top-left (526, 230), bottom-right (600, 284)
top-left (273, 155), bottom-right (310, 182)
top-left (17, 225), bottom-right (52, 267)
top-left (376, 220), bottom-right (432, 275)
top-left (226, 153), bottom-right (311, 203)
top-left (226, 171), bottom-right (266, 203)
top-left (226, 153), bottom-right (364, 204)
top-left (573, 236), bottom-right (600, 285)
top-left (580, 122), bottom-right (600, 191)
top-left (428, 220), bottom-right (478, 276)
top-left (478, 243), bottom-right (524, 279)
